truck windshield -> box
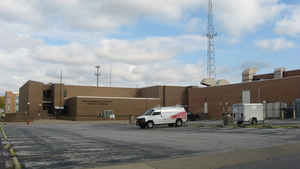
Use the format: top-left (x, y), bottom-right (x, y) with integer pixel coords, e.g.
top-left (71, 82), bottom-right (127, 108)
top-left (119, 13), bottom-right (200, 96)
top-left (144, 109), bottom-right (153, 116)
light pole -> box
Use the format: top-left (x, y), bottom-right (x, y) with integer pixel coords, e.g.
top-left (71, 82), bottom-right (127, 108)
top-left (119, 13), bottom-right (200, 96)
top-left (27, 102), bottom-right (30, 116)
top-left (27, 102), bottom-right (30, 125)
top-left (38, 104), bottom-right (42, 119)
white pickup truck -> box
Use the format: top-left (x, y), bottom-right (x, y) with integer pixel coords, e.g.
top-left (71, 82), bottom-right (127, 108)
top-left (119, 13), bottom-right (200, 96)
top-left (136, 106), bottom-right (187, 129)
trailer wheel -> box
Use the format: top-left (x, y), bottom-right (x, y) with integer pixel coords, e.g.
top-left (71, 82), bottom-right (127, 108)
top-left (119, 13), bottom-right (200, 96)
top-left (237, 121), bottom-right (243, 127)
top-left (147, 121), bottom-right (154, 129)
top-left (176, 119), bottom-right (183, 127)
top-left (251, 118), bottom-right (258, 125)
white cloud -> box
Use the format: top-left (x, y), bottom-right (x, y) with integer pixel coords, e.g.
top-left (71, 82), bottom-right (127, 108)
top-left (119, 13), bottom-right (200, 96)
top-left (254, 38), bottom-right (295, 51)
top-left (275, 6), bottom-right (300, 36)
top-left (0, 0), bottom-right (205, 32)
top-left (34, 35), bottom-right (206, 65)
top-left (0, 0), bottom-right (42, 25)
top-left (97, 35), bottom-right (206, 64)
top-left (0, 34), bottom-right (206, 95)
top-left (0, 0), bottom-right (295, 95)
top-left (0, 0), bottom-right (287, 39)
top-left (216, 0), bottom-right (285, 37)
top-left (185, 18), bottom-right (205, 33)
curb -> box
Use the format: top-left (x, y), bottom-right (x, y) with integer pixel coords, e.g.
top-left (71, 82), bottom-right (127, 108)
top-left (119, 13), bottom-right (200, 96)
top-left (0, 123), bottom-right (22, 169)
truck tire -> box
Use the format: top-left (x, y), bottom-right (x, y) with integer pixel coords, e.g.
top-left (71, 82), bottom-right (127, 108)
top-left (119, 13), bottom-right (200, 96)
top-left (175, 119), bottom-right (183, 127)
top-left (251, 118), bottom-right (258, 125)
top-left (237, 121), bottom-right (243, 127)
top-left (147, 121), bottom-right (154, 129)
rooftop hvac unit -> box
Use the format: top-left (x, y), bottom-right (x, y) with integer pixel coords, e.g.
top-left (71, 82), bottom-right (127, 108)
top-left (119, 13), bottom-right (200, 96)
top-left (273, 67), bottom-right (285, 79)
top-left (242, 68), bottom-right (257, 82)
top-left (201, 78), bottom-right (217, 87)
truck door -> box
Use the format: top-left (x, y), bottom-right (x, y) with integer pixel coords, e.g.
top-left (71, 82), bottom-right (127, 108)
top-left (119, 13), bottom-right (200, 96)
top-left (152, 111), bottom-right (163, 124)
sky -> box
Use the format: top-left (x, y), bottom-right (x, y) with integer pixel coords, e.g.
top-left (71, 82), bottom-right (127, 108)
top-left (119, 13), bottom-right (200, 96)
top-left (0, 0), bottom-right (299, 95)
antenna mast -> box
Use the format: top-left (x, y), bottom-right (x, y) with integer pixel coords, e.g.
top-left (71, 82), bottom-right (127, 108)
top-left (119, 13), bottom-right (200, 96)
top-left (95, 65), bottom-right (100, 88)
top-left (207, 0), bottom-right (217, 79)
top-left (109, 64), bottom-right (112, 87)
top-left (59, 70), bottom-right (63, 112)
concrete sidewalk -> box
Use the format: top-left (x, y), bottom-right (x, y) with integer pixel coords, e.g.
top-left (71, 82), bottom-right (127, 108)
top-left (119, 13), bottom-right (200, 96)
top-left (91, 142), bottom-right (300, 169)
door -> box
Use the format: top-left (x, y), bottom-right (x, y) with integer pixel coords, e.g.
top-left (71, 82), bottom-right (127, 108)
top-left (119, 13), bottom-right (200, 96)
top-left (151, 111), bottom-right (163, 124)
top-left (242, 90), bottom-right (250, 104)
top-left (204, 102), bottom-right (208, 114)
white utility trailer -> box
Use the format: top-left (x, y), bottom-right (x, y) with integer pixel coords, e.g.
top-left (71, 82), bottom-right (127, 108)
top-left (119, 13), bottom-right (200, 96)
top-left (232, 103), bottom-right (264, 125)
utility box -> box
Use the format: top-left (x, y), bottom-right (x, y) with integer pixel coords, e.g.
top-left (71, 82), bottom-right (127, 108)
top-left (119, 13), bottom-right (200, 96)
top-left (233, 104), bottom-right (264, 124)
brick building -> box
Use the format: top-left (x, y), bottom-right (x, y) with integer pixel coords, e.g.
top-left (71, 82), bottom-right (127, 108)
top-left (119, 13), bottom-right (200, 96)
top-left (12, 68), bottom-right (300, 122)
top-left (17, 81), bottom-right (188, 121)
top-left (189, 68), bottom-right (300, 119)
top-left (4, 91), bottom-right (18, 114)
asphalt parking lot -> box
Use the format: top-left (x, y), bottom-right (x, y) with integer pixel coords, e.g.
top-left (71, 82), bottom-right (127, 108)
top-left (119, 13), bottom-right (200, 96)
top-left (1, 121), bottom-right (300, 169)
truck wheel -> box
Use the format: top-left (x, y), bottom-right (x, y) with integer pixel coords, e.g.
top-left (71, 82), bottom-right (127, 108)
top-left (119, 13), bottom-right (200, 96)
top-left (176, 119), bottom-right (183, 127)
top-left (147, 121), bottom-right (154, 129)
top-left (251, 118), bottom-right (258, 125)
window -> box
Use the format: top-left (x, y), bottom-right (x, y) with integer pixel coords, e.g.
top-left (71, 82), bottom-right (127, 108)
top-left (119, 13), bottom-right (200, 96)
top-left (103, 110), bottom-right (115, 119)
top-left (16, 96), bottom-right (19, 112)
top-left (152, 112), bottom-right (161, 116)
top-left (6, 98), bottom-right (11, 104)
top-left (64, 90), bottom-right (67, 97)
top-left (242, 90), bottom-right (250, 104)
top-left (204, 102), bottom-right (208, 114)
top-left (43, 90), bottom-right (52, 99)
top-left (144, 109), bottom-right (153, 116)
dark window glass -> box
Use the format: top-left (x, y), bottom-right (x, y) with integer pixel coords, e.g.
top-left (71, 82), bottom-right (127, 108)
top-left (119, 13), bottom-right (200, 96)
top-left (152, 112), bottom-right (161, 116)
top-left (64, 90), bottom-right (67, 97)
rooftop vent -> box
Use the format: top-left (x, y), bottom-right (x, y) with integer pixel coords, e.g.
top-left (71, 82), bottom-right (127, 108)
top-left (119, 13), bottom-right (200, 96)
top-left (201, 79), bottom-right (230, 87)
top-left (242, 68), bottom-right (257, 82)
top-left (273, 67), bottom-right (285, 79)
top-left (201, 78), bottom-right (217, 87)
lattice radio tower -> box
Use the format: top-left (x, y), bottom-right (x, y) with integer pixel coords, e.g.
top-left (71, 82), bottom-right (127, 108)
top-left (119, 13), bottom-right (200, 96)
top-left (206, 0), bottom-right (217, 79)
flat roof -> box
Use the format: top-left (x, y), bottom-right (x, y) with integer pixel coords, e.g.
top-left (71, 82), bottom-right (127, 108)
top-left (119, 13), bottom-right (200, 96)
top-left (75, 96), bottom-right (160, 100)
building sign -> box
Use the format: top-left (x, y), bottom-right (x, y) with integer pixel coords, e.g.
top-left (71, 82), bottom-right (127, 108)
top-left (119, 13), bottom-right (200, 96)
top-left (82, 100), bottom-right (113, 106)
top-left (55, 106), bottom-right (64, 110)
